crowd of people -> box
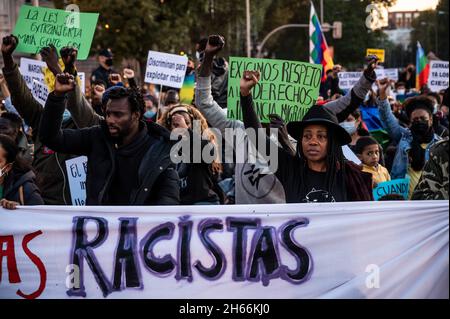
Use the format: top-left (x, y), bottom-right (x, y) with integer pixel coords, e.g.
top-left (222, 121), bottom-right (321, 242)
top-left (0, 33), bottom-right (448, 209)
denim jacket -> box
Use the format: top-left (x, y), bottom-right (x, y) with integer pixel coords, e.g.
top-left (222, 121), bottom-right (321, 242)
top-left (377, 98), bottom-right (442, 179)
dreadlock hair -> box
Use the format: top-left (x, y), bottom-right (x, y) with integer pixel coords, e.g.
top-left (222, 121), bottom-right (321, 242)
top-left (105, 86), bottom-right (145, 119)
top-left (158, 104), bottom-right (222, 175)
top-left (297, 125), bottom-right (346, 197)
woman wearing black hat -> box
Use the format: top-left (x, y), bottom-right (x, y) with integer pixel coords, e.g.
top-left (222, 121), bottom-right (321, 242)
top-left (239, 71), bottom-right (373, 203)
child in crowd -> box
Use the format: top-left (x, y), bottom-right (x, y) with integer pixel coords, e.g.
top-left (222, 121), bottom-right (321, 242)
top-left (355, 136), bottom-right (391, 187)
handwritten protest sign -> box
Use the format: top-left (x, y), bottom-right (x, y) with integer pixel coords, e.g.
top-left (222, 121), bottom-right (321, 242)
top-left (19, 57), bottom-right (48, 106)
top-left (366, 48), bottom-right (385, 63)
top-left (144, 51), bottom-right (188, 88)
top-left (338, 72), bottom-right (362, 91)
top-left (65, 156), bottom-right (87, 206)
top-left (428, 61), bottom-right (449, 92)
top-left (13, 5), bottom-right (99, 60)
top-left (373, 178), bottom-right (410, 200)
top-left (375, 68), bottom-right (399, 81)
top-left (227, 57), bottom-right (322, 123)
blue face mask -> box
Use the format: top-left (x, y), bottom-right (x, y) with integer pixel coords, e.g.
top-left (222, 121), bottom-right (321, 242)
top-left (340, 121), bottom-right (357, 135)
top-left (144, 110), bottom-right (156, 120)
top-left (62, 109), bottom-right (72, 122)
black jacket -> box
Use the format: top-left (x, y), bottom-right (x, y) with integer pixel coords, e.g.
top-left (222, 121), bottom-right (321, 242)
top-left (3, 169), bottom-right (44, 205)
top-left (39, 93), bottom-right (180, 205)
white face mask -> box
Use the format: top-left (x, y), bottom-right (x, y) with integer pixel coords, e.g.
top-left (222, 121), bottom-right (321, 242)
top-left (340, 121), bottom-right (357, 135)
top-left (433, 103), bottom-right (439, 114)
top-left (397, 89), bottom-right (406, 95)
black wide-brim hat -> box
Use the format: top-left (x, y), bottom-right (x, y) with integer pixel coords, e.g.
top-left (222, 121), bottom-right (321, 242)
top-left (287, 105), bottom-right (352, 146)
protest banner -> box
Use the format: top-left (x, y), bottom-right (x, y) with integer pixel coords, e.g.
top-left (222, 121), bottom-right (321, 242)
top-left (13, 5), bottom-right (99, 60)
top-left (0, 201), bottom-right (447, 299)
top-left (366, 48), bottom-right (385, 63)
top-left (373, 178), bottom-right (410, 200)
top-left (227, 57), bottom-right (322, 123)
top-left (144, 51), bottom-right (188, 89)
top-left (338, 72), bottom-right (362, 91)
top-left (428, 61), bottom-right (449, 92)
top-left (65, 156), bottom-right (87, 206)
top-left (19, 57), bottom-right (48, 106)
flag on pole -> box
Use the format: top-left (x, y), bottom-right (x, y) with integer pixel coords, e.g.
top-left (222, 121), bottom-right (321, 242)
top-left (309, 2), bottom-right (334, 81)
top-left (416, 41), bottom-right (430, 90)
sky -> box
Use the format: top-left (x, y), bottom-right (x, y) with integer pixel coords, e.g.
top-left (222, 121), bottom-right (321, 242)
top-left (390, 0), bottom-right (440, 12)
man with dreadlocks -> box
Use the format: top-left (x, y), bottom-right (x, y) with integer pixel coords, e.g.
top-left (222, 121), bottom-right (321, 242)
top-left (240, 70), bottom-right (374, 203)
top-left (39, 73), bottom-right (180, 205)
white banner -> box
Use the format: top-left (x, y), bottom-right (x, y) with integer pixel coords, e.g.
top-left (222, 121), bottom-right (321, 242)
top-left (19, 57), bottom-right (48, 106)
top-left (144, 51), bottom-right (188, 88)
top-left (428, 61), bottom-right (449, 92)
top-left (0, 201), bottom-right (448, 299)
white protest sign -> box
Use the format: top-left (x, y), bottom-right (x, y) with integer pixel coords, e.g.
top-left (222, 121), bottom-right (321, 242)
top-left (144, 51), bottom-right (188, 88)
top-left (65, 156), bottom-right (87, 206)
top-left (19, 57), bottom-right (48, 106)
top-left (0, 201), bottom-right (448, 299)
top-left (342, 145), bottom-right (361, 165)
top-left (78, 72), bottom-right (86, 94)
top-left (428, 61), bottom-right (449, 92)
top-left (375, 68), bottom-right (398, 81)
top-left (338, 72), bottom-right (363, 91)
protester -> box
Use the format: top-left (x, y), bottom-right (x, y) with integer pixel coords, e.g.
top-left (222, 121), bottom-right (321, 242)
top-left (196, 37), bottom-right (229, 108)
top-left (1, 35), bottom-right (100, 205)
top-left (427, 92), bottom-right (449, 138)
top-left (355, 136), bottom-right (390, 187)
top-left (196, 34), bottom-right (377, 204)
top-left (398, 64), bottom-right (416, 90)
top-left (412, 138), bottom-right (449, 200)
top-left (159, 104), bottom-right (223, 205)
top-left (143, 94), bottom-right (159, 122)
top-left (340, 109), bottom-right (370, 151)
top-left (0, 112), bottom-right (33, 164)
top-left (39, 74), bottom-right (179, 205)
top-left (321, 64), bottom-right (343, 99)
top-left (90, 48), bottom-right (116, 88)
top-left (0, 134), bottom-right (44, 209)
top-left (240, 69), bottom-right (374, 202)
top-left (377, 79), bottom-right (442, 197)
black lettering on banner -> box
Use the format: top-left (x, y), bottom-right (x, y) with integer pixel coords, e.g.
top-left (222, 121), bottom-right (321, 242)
top-left (67, 217), bottom-right (112, 297)
top-left (247, 226), bottom-right (281, 286)
top-left (112, 218), bottom-right (142, 291)
top-left (176, 216), bottom-right (193, 282)
top-left (279, 218), bottom-right (312, 283)
top-left (194, 218), bottom-right (226, 280)
top-left (140, 222), bottom-right (176, 276)
top-left (226, 218), bottom-right (260, 281)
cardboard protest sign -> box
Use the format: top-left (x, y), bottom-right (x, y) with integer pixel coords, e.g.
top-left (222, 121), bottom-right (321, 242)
top-left (373, 178), bottom-right (410, 200)
top-left (338, 72), bottom-right (362, 91)
top-left (65, 156), bottom-right (87, 206)
top-left (19, 57), bottom-right (48, 106)
top-left (366, 48), bottom-right (385, 63)
top-left (13, 5), bottom-right (99, 60)
top-left (227, 57), bottom-right (322, 123)
top-left (144, 51), bottom-right (188, 89)
top-left (428, 61), bottom-right (449, 92)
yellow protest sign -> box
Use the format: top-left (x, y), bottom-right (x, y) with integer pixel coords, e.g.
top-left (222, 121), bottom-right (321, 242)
top-left (366, 48), bottom-right (385, 63)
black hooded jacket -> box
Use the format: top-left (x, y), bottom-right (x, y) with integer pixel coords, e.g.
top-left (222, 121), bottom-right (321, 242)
top-left (39, 93), bottom-right (180, 205)
top-left (3, 169), bottom-right (44, 205)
